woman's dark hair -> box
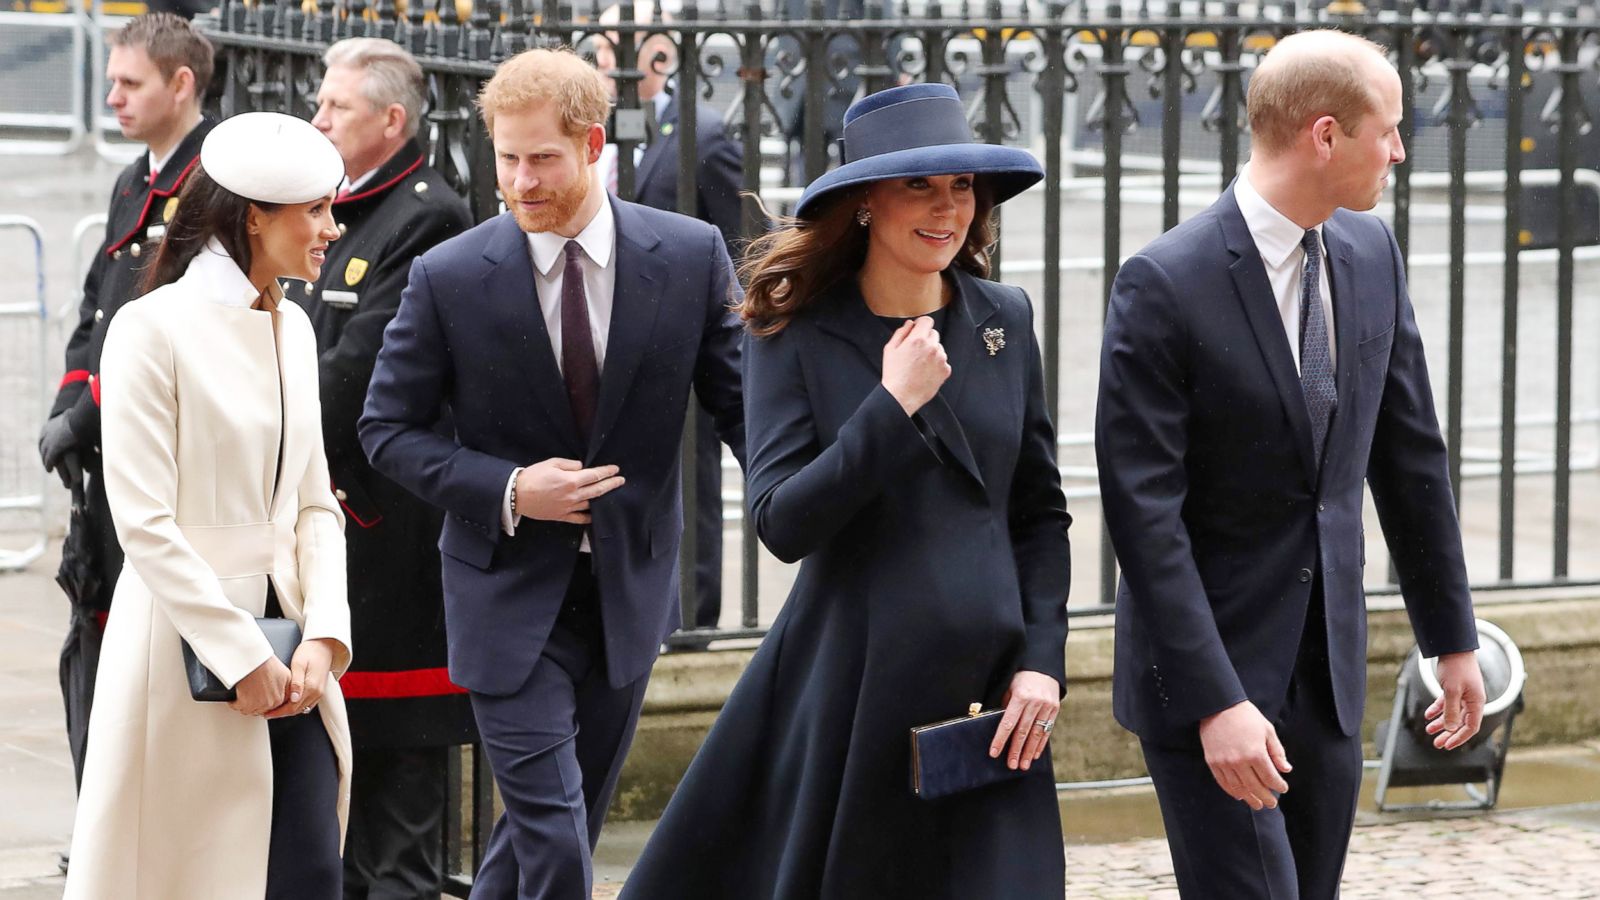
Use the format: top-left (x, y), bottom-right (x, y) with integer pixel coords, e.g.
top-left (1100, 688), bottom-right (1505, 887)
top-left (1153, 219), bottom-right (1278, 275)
top-left (143, 164), bottom-right (279, 294)
top-left (736, 177), bottom-right (997, 337)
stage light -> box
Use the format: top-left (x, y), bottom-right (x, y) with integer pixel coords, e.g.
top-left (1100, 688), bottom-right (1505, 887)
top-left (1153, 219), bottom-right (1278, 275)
top-left (1374, 619), bottom-right (1526, 812)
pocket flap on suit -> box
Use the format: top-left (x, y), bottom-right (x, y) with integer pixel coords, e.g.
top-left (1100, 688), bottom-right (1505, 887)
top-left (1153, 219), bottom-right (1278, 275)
top-left (1358, 324), bottom-right (1395, 361)
top-left (439, 517), bottom-right (495, 569)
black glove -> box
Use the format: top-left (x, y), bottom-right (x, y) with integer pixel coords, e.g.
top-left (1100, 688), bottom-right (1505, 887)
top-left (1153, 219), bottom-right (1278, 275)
top-left (39, 414), bottom-right (82, 488)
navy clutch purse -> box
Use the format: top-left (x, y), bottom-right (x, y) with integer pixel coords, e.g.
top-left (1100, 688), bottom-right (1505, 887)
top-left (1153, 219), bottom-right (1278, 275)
top-left (910, 703), bottom-right (1046, 800)
top-left (182, 617), bottom-right (301, 702)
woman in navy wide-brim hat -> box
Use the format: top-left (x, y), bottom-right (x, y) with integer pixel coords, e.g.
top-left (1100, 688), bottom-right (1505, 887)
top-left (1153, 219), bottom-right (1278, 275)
top-left (621, 83), bottom-right (1072, 899)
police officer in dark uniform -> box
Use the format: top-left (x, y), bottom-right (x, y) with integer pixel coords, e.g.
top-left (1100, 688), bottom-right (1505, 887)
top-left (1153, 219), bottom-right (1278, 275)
top-left (39, 11), bottom-right (214, 796)
top-left (302, 37), bottom-right (475, 900)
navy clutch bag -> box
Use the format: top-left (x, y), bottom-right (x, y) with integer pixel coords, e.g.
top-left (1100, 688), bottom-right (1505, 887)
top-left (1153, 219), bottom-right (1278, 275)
top-left (182, 617), bottom-right (301, 702)
top-left (910, 703), bottom-right (1046, 800)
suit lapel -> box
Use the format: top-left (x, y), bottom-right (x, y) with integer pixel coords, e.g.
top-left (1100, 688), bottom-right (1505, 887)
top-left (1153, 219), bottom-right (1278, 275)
top-left (1321, 214), bottom-right (1361, 457)
top-left (589, 198), bottom-right (665, 461)
top-left (1219, 187), bottom-right (1319, 483)
top-left (480, 215), bottom-right (584, 454)
top-left (812, 276), bottom-right (986, 490)
top-left (634, 98), bottom-right (675, 195)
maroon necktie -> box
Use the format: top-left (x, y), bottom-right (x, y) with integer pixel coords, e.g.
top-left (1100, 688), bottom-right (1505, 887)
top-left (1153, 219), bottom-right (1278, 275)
top-left (561, 241), bottom-right (600, 443)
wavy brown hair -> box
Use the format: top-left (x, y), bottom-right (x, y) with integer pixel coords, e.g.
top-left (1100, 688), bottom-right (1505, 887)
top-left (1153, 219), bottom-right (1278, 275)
top-left (737, 178), bottom-right (998, 336)
top-left (143, 165), bottom-right (278, 294)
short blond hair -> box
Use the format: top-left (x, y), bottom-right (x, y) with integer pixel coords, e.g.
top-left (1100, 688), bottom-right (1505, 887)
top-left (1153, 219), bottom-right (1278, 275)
top-left (1247, 30), bottom-right (1389, 156)
top-left (477, 47), bottom-right (611, 138)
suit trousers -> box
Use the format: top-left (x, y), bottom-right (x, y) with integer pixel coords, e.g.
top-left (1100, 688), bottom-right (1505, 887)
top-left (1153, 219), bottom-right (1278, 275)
top-left (343, 745), bottom-right (447, 900)
top-left (1140, 583), bottom-right (1363, 900)
top-left (468, 556), bottom-right (651, 900)
top-left (266, 710), bottom-right (344, 900)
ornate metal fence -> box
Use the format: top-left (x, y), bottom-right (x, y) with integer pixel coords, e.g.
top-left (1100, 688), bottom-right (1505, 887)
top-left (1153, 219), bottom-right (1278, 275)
top-left (197, 1), bottom-right (1600, 887)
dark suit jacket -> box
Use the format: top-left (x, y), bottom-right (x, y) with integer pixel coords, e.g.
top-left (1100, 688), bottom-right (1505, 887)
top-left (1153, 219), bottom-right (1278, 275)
top-left (358, 198), bottom-right (746, 694)
top-left (634, 95), bottom-right (746, 252)
top-left (1096, 185), bottom-right (1479, 741)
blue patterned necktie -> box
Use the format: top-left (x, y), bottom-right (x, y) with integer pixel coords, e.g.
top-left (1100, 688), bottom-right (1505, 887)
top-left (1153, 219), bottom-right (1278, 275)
top-left (1300, 229), bottom-right (1337, 467)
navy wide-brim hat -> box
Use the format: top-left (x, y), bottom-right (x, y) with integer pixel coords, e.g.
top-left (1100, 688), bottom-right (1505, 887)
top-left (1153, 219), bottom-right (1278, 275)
top-left (793, 82), bottom-right (1044, 219)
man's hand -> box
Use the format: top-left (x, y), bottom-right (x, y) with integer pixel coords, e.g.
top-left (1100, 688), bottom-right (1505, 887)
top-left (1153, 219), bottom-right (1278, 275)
top-left (514, 458), bottom-right (625, 525)
top-left (1425, 650), bottom-right (1485, 750)
top-left (39, 415), bottom-right (82, 489)
top-left (1198, 701), bottom-right (1292, 810)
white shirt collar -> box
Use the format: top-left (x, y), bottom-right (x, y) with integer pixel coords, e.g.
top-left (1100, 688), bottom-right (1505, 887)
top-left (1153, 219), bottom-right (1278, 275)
top-left (344, 166), bottom-right (381, 195)
top-left (148, 144), bottom-right (179, 179)
top-left (1236, 164), bottom-right (1323, 269)
top-left (526, 193), bottom-right (616, 276)
top-left (184, 237), bottom-right (277, 308)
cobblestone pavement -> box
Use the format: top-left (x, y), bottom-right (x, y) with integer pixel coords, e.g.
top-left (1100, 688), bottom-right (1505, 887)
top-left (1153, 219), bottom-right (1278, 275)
top-left (1060, 808), bottom-right (1600, 899)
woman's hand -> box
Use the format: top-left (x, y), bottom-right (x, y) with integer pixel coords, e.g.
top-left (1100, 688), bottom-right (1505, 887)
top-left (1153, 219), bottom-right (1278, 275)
top-left (230, 655), bottom-right (291, 717)
top-left (881, 317), bottom-right (951, 415)
top-left (988, 670), bottom-right (1062, 771)
top-left (264, 638), bottom-right (339, 719)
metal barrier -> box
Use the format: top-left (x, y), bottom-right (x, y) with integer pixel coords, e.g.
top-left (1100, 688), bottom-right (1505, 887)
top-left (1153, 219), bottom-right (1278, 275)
top-left (0, 215), bottom-right (49, 571)
top-left (62, 213), bottom-right (108, 332)
top-left (0, 9), bottom-right (88, 155)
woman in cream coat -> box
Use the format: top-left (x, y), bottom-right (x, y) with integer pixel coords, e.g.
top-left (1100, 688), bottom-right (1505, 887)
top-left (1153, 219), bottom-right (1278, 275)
top-left (66, 113), bottom-right (354, 900)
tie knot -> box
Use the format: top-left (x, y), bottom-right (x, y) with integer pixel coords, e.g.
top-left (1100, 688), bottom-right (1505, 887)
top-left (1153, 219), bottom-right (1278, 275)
top-left (564, 240), bottom-right (584, 263)
top-left (1301, 229), bottom-right (1321, 259)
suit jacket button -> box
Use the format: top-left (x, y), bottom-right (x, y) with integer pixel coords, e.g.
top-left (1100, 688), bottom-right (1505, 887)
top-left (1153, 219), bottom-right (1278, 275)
top-left (1318, 502), bottom-right (1326, 512)
top-left (1298, 568), bottom-right (1313, 583)
top-left (334, 489), bottom-right (348, 501)
top-left (94, 309), bottom-right (104, 322)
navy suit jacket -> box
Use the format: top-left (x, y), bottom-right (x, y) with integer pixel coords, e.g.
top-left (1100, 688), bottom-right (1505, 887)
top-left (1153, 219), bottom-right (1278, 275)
top-left (634, 95), bottom-right (746, 252)
top-left (359, 198), bottom-right (746, 694)
top-left (1096, 185), bottom-right (1478, 740)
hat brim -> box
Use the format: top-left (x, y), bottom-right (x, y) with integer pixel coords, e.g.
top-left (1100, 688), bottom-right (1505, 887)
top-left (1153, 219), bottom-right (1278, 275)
top-left (793, 144), bottom-right (1044, 219)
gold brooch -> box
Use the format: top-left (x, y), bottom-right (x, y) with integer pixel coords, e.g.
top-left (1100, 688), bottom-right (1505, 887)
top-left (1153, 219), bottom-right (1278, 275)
top-left (983, 327), bottom-right (1006, 357)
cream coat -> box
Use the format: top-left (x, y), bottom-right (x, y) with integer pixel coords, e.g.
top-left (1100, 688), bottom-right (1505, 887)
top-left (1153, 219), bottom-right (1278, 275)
top-left (65, 242), bottom-right (353, 900)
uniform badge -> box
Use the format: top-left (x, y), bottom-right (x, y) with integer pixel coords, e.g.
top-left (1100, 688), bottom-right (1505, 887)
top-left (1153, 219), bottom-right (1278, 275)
top-left (344, 257), bottom-right (369, 287)
top-left (163, 197), bottom-right (179, 221)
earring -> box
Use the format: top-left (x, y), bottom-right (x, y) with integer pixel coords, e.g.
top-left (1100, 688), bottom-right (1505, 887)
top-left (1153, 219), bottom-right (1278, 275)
top-left (855, 207), bottom-right (872, 226)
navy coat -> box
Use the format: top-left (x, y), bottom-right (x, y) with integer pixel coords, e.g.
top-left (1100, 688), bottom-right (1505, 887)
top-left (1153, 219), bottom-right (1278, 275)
top-left (358, 198), bottom-right (746, 695)
top-left (1096, 186), bottom-right (1479, 741)
top-left (622, 270), bottom-right (1071, 899)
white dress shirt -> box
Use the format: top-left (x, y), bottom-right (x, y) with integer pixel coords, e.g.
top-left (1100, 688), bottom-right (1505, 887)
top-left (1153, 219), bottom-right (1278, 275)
top-left (501, 195), bottom-right (619, 542)
top-left (1234, 166), bottom-right (1337, 374)
top-left (148, 144), bottom-right (179, 181)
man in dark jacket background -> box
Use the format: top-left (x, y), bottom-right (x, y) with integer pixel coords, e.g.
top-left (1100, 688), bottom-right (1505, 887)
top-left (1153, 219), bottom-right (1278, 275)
top-left (597, 2), bottom-right (750, 632)
top-left (40, 11), bottom-right (214, 802)
top-left (300, 36), bottom-right (475, 900)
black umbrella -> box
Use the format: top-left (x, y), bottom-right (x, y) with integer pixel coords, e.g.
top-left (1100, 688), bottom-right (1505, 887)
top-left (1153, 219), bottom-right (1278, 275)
top-left (55, 479), bottom-right (105, 613)
top-left (56, 476), bottom-right (106, 792)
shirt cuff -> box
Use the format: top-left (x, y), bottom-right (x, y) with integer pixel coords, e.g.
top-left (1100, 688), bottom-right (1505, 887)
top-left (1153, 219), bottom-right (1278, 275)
top-left (501, 467), bottom-right (522, 536)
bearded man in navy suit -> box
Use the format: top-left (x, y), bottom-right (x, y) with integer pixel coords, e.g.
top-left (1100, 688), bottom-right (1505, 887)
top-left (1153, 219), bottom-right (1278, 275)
top-left (360, 48), bottom-right (744, 899)
top-left (1097, 30), bottom-right (1485, 899)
